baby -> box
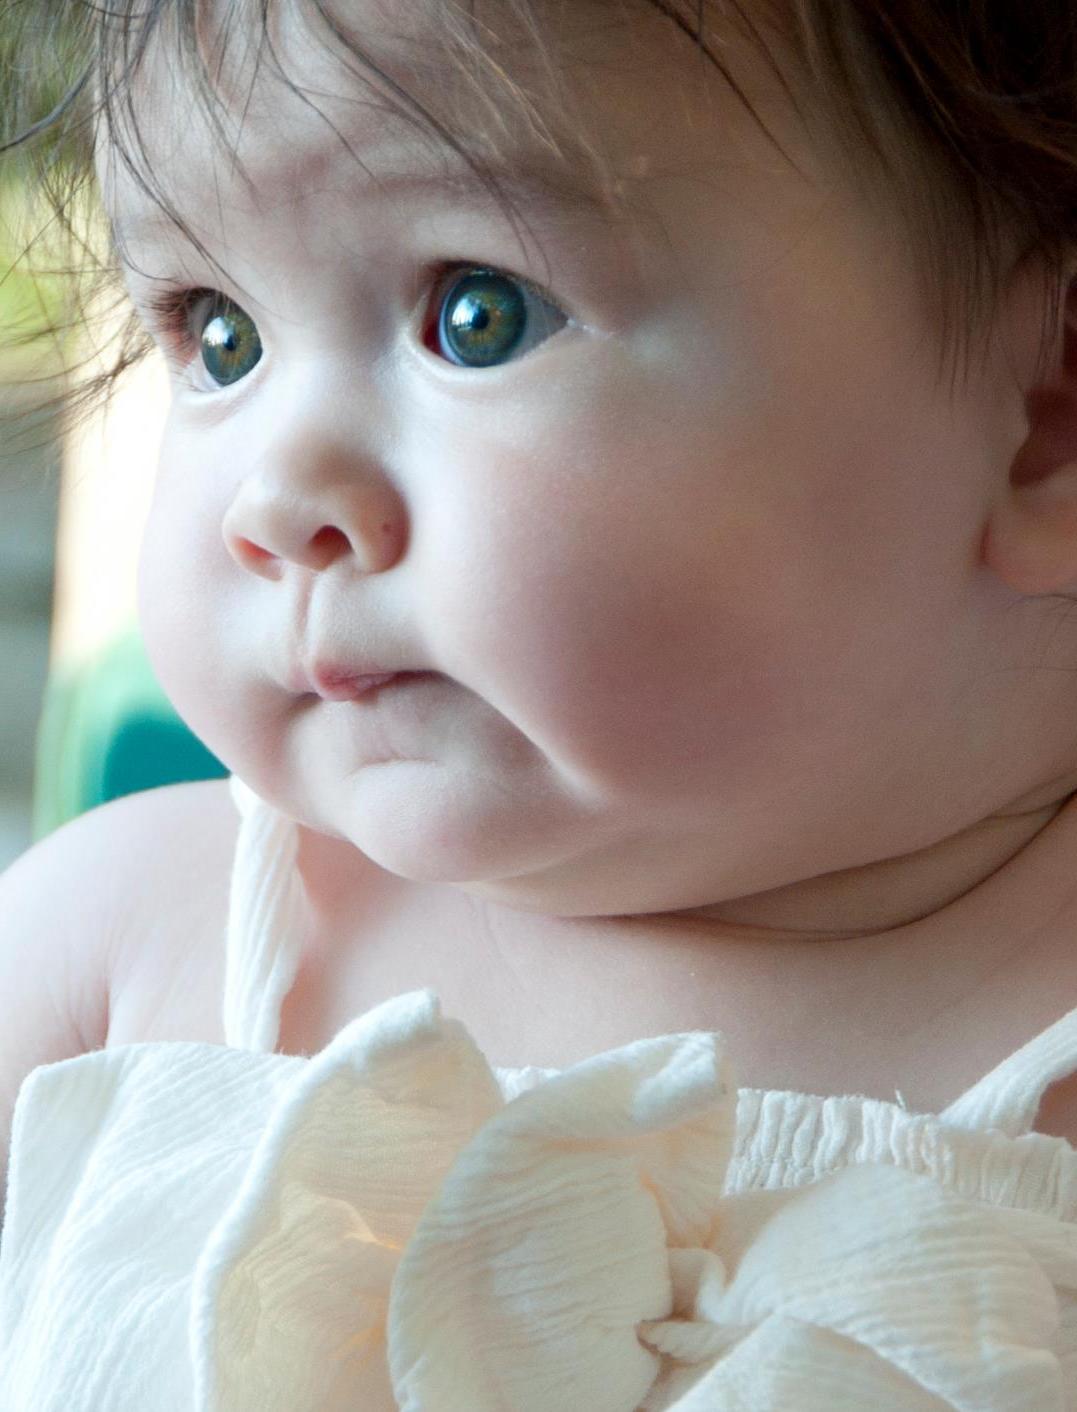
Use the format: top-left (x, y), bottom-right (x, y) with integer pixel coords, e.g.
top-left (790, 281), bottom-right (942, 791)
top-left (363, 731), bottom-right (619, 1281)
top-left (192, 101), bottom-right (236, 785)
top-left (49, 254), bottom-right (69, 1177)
top-left (3, 0), bottom-right (1077, 1407)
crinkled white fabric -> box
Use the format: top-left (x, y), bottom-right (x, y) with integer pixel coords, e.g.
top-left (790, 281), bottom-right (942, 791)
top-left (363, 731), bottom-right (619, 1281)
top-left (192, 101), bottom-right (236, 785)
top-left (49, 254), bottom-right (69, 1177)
top-left (4, 775), bottom-right (1077, 1408)
top-left (3, 987), bottom-right (1077, 1411)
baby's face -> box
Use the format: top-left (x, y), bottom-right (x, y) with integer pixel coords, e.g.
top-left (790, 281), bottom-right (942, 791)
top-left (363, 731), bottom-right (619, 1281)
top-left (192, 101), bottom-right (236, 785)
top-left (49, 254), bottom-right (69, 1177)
top-left (108, 1), bottom-right (1025, 917)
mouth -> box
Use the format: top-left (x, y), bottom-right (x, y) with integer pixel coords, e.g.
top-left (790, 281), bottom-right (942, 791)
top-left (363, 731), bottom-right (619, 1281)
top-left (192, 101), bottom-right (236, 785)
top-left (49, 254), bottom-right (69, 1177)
top-left (311, 670), bottom-right (400, 702)
top-left (289, 663), bottom-right (433, 702)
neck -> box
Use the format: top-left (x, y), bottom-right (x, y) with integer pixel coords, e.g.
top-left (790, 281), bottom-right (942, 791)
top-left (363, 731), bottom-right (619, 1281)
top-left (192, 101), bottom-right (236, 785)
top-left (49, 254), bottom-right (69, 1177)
top-left (292, 789), bottom-right (1077, 1103)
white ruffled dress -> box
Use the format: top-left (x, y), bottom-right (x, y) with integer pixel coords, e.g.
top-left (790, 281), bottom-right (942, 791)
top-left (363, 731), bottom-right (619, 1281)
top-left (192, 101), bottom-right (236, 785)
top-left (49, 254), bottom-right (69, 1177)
top-left (2, 776), bottom-right (1077, 1409)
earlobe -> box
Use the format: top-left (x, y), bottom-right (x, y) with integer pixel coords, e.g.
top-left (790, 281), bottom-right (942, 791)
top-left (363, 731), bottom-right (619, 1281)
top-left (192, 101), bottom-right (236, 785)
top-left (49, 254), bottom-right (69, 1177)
top-left (983, 274), bottom-right (1077, 595)
top-left (983, 461), bottom-right (1077, 595)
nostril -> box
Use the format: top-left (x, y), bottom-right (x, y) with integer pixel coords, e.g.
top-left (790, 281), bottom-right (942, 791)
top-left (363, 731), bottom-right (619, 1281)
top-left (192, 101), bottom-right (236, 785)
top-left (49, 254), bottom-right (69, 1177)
top-left (233, 536), bottom-right (276, 569)
top-left (309, 525), bottom-right (350, 566)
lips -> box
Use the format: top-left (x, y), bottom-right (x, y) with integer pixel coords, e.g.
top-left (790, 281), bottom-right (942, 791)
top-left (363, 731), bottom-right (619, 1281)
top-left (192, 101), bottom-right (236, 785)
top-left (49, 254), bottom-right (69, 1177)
top-left (308, 668), bottom-right (400, 702)
top-left (287, 657), bottom-right (430, 701)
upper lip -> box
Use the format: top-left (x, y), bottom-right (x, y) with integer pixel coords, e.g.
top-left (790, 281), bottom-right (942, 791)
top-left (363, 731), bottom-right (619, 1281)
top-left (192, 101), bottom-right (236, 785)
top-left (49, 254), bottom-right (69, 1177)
top-left (289, 658), bottom-right (406, 700)
top-left (287, 580), bottom-right (420, 699)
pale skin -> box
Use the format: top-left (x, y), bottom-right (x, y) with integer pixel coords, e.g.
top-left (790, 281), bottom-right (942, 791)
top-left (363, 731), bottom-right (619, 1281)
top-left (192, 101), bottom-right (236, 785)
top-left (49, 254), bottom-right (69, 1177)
top-left (24, 0), bottom-right (1077, 1138)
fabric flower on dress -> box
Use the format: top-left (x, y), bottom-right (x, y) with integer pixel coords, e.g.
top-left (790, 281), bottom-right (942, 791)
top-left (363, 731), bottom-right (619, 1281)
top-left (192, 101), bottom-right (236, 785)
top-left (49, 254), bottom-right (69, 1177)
top-left (190, 990), bottom-right (1077, 1411)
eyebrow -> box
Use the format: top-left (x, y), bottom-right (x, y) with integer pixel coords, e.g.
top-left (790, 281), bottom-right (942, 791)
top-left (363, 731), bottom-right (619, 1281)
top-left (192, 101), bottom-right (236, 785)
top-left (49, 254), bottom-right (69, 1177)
top-left (109, 155), bottom-right (623, 254)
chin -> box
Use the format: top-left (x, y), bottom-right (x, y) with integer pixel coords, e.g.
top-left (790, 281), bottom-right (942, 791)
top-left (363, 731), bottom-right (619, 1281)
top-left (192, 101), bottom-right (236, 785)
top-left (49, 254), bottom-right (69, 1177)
top-left (341, 827), bottom-right (488, 885)
top-left (333, 800), bottom-right (536, 890)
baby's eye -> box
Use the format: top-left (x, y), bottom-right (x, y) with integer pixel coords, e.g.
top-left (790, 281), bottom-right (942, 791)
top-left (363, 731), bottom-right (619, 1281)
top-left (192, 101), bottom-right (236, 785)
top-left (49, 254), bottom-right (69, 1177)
top-left (428, 268), bottom-right (567, 368)
top-left (192, 294), bottom-right (263, 387)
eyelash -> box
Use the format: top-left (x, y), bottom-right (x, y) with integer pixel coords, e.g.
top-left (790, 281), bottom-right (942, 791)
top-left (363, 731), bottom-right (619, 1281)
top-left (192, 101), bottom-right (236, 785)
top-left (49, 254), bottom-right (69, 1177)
top-left (142, 263), bottom-right (566, 367)
top-left (144, 286), bottom-right (214, 358)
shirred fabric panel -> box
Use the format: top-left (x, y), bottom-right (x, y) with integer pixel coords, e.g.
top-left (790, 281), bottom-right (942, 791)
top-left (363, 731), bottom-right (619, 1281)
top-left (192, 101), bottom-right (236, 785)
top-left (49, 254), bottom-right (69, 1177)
top-left (3, 989), bottom-right (1077, 1410)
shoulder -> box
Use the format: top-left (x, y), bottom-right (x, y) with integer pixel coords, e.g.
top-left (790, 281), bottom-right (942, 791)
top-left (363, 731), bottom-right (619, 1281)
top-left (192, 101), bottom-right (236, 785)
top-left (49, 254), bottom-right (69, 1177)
top-left (89, 777), bottom-right (240, 933)
top-left (0, 780), bottom-right (240, 1219)
top-left (0, 779), bottom-right (238, 1043)
top-left (90, 779), bottom-right (241, 1046)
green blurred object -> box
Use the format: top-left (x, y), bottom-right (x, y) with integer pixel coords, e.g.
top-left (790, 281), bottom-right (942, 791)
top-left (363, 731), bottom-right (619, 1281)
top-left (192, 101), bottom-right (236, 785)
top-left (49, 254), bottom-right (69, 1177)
top-left (33, 627), bottom-right (228, 839)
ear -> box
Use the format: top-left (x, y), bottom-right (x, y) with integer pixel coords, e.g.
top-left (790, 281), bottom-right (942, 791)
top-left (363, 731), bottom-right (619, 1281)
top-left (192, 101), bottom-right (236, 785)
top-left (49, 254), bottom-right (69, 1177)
top-left (983, 272), bottom-right (1077, 595)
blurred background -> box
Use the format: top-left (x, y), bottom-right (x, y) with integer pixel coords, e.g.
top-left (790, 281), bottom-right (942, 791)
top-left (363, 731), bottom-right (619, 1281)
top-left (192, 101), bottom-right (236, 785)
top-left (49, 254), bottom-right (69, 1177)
top-left (0, 180), bottom-right (226, 873)
top-left (0, 4), bottom-right (66, 870)
top-left (0, 159), bottom-right (66, 870)
top-left (0, 377), bottom-right (58, 870)
top-left (1, 9), bottom-right (242, 875)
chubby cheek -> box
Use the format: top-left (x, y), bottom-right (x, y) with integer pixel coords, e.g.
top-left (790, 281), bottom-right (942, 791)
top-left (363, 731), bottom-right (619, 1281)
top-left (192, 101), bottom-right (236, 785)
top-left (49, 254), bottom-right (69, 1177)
top-left (421, 428), bottom-right (802, 805)
top-left (136, 451), bottom-right (238, 752)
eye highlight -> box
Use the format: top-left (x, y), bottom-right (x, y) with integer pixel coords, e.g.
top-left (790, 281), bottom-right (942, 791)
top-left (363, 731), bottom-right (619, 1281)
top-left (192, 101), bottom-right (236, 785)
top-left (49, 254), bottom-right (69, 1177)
top-left (145, 288), bottom-right (262, 388)
top-left (199, 297), bottom-right (262, 386)
top-left (427, 267), bottom-right (567, 369)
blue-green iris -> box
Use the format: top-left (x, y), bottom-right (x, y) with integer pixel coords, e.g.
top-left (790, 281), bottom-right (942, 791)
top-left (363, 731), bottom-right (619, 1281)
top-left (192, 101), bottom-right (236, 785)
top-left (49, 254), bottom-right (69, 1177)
top-left (439, 270), bottom-right (530, 368)
top-left (200, 300), bottom-right (262, 386)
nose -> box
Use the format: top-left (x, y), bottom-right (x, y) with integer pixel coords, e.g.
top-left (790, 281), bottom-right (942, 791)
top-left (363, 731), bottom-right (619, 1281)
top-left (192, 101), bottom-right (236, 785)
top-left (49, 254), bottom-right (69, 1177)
top-left (221, 433), bottom-right (408, 579)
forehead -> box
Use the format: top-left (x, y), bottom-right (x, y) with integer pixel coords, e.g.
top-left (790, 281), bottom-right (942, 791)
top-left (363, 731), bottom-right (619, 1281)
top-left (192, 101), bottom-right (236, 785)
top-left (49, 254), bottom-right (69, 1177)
top-left (100, 1), bottom-right (615, 227)
top-left (100, 0), bottom-right (808, 250)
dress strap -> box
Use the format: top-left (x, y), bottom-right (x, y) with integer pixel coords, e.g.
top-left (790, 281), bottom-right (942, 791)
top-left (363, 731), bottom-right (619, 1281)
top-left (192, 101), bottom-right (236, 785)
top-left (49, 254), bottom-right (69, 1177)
top-left (938, 1004), bottom-right (1077, 1138)
top-left (223, 775), bottom-right (309, 1053)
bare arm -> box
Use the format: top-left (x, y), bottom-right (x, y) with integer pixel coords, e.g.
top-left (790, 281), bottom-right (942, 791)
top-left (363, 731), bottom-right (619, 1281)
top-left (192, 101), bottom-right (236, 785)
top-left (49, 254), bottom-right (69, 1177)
top-left (0, 803), bottom-right (121, 1230)
top-left (0, 779), bottom-right (237, 1233)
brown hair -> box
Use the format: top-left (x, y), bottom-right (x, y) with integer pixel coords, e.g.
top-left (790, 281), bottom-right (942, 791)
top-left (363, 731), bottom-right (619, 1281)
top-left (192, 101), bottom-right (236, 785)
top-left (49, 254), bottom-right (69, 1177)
top-left (2, 0), bottom-right (1076, 408)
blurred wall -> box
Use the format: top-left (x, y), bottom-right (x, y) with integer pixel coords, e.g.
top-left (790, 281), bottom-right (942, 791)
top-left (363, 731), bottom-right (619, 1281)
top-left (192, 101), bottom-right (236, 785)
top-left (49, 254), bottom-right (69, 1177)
top-left (0, 388), bottom-right (60, 869)
top-left (52, 351), bottom-right (163, 672)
